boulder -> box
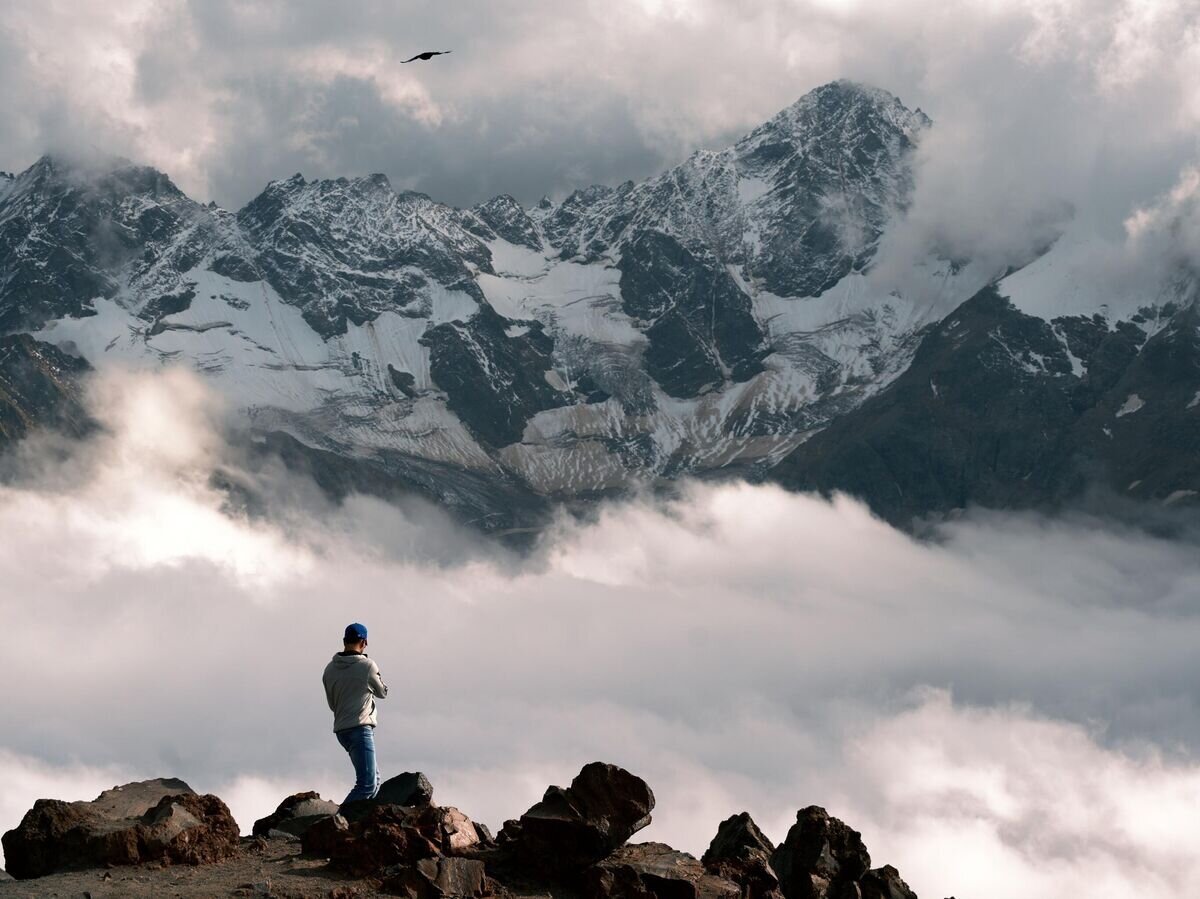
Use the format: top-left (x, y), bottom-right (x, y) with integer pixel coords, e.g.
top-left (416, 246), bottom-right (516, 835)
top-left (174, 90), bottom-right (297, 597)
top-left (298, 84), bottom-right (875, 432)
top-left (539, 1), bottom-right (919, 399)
top-left (0, 781), bottom-right (239, 879)
top-left (702, 812), bottom-right (782, 899)
top-left (340, 771), bottom-right (435, 823)
top-left (328, 804), bottom-right (483, 877)
top-left (382, 856), bottom-right (488, 899)
top-left (378, 772), bottom-right (435, 807)
top-left (860, 865), bottom-right (917, 899)
top-left (0, 868), bottom-right (12, 881)
top-left (584, 842), bottom-right (742, 899)
top-left (300, 813), bottom-right (350, 858)
top-left (770, 807), bottom-right (871, 899)
top-left (501, 762), bottom-right (655, 872)
top-left (251, 791), bottom-right (341, 837)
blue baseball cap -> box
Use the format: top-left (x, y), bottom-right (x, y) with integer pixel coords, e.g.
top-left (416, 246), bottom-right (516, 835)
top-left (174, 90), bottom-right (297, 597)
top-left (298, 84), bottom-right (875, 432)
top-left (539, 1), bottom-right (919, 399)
top-left (344, 622), bottom-right (368, 642)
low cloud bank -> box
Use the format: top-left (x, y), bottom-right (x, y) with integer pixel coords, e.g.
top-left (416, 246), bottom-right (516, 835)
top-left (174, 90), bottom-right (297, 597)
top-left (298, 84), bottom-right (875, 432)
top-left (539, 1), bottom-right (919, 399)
top-left (1, 369), bottom-right (1199, 898)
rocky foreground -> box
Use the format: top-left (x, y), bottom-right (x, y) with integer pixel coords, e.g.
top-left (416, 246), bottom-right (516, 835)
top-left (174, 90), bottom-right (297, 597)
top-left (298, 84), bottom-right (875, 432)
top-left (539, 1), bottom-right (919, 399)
top-left (0, 763), bottom-right (941, 899)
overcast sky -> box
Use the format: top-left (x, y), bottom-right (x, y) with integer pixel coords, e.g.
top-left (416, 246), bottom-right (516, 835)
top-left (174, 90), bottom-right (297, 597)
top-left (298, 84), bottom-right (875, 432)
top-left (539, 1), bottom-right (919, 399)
top-left (3, 0), bottom-right (1198, 245)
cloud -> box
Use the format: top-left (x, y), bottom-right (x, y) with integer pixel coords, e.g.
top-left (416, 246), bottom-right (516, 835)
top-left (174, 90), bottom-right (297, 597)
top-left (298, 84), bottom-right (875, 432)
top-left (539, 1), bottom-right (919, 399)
top-left (2, 368), bottom-right (1200, 897)
top-left (1, 0), bottom-right (1196, 281)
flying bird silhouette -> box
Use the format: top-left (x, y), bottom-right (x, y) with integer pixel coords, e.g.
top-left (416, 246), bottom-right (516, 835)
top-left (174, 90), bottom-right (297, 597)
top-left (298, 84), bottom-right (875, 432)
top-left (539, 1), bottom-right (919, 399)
top-left (401, 50), bottom-right (452, 63)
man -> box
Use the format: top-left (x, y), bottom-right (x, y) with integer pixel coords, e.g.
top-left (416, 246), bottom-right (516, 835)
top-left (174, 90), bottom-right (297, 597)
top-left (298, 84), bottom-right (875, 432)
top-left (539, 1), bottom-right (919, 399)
top-left (323, 622), bottom-right (389, 805)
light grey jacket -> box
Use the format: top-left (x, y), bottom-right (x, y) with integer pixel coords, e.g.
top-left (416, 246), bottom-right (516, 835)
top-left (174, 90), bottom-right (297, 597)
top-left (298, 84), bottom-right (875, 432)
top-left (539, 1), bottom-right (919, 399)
top-left (323, 651), bottom-right (389, 732)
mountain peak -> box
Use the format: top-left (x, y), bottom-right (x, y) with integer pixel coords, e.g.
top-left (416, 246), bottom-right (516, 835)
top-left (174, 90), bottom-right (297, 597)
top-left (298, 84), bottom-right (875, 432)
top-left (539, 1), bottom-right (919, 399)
top-left (746, 79), bottom-right (929, 151)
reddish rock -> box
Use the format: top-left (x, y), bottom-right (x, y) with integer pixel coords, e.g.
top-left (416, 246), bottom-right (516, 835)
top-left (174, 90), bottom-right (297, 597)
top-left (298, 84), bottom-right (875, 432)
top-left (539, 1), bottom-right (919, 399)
top-left (500, 762), bottom-right (655, 873)
top-left (584, 842), bottom-right (742, 899)
top-left (300, 813), bottom-right (350, 858)
top-left (382, 855), bottom-right (488, 898)
top-left (0, 780), bottom-right (239, 879)
top-left (328, 807), bottom-right (441, 877)
top-left (252, 791), bottom-right (341, 837)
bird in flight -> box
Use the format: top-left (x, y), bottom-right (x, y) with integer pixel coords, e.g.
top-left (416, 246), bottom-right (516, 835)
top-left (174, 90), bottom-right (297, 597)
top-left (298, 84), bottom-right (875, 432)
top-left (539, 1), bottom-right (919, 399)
top-left (401, 51), bottom-right (452, 63)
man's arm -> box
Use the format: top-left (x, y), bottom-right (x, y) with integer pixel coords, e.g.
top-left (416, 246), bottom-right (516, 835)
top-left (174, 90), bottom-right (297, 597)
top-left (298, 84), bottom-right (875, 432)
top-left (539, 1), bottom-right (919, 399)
top-left (368, 660), bottom-right (388, 699)
top-left (323, 671), bottom-right (336, 712)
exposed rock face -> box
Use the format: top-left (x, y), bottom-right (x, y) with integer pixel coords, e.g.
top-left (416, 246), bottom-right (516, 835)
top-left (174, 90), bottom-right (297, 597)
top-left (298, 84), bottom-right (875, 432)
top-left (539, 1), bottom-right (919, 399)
top-left (618, 230), bottom-right (768, 398)
top-left (770, 806), bottom-right (872, 899)
top-left (0, 779), bottom-right (239, 880)
top-left (469, 195), bottom-right (543, 251)
top-left (584, 842), bottom-right (742, 899)
top-left (0, 334), bottom-right (91, 445)
top-left (702, 812), bottom-right (783, 899)
top-left (235, 173), bottom-right (489, 338)
top-left (420, 304), bottom-right (570, 446)
top-left (250, 791), bottom-right (340, 837)
top-left (770, 287), bottom-right (1200, 524)
top-left (499, 762), bottom-right (655, 873)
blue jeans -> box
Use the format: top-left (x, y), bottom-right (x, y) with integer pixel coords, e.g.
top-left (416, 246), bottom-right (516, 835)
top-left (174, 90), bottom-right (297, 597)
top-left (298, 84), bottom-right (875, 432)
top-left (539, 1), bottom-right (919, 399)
top-left (335, 725), bottom-right (379, 804)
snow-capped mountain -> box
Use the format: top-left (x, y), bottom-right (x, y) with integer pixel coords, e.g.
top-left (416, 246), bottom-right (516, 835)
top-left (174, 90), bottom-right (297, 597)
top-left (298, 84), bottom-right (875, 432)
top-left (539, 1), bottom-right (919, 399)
top-left (0, 80), bottom-right (1195, 527)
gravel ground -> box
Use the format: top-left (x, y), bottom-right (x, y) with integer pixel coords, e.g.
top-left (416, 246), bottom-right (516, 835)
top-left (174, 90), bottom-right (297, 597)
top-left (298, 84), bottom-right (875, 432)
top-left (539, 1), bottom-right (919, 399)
top-left (0, 835), bottom-right (390, 899)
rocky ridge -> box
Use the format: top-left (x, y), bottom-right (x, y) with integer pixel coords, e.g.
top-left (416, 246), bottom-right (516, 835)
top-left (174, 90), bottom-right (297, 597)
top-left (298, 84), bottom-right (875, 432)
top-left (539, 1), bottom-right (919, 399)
top-left (0, 764), bottom-right (937, 899)
top-left (0, 79), bottom-right (1195, 529)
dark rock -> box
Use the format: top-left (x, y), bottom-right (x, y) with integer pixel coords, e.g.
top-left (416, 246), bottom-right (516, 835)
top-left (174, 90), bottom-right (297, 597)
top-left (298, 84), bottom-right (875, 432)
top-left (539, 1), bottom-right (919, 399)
top-left (0, 150), bottom-right (231, 341)
top-left (382, 856), bottom-right (488, 898)
top-left (618, 230), bottom-right (767, 398)
top-left (339, 771), bottom-right (435, 825)
top-left (300, 813), bottom-right (349, 858)
top-left (208, 252), bottom-right (259, 282)
top-left (328, 804), bottom-right (482, 878)
top-left (501, 762), bottom-right (655, 873)
top-left (471, 195), bottom-right (543, 251)
top-left (328, 806), bottom-right (441, 877)
top-left (771, 286), bottom-right (1200, 526)
top-left (251, 791), bottom-right (341, 837)
top-left (0, 334), bottom-right (93, 445)
top-left (702, 812), bottom-right (782, 898)
top-left (378, 772), bottom-right (436, 808)
top-left (388, 365), bottom-right (419, 398)
top-left (770, 807), bottom-right (871, 899)
top-left (584, 842), bottom-right (742, 899)
top-left (860, 865), bottom-right (917, 899)
top-left (0, 780), bottom-right (239, 879)
top-left (236, 173), bottom-right (490, 338)
top-left (421, 304), bottom-right (569, 446)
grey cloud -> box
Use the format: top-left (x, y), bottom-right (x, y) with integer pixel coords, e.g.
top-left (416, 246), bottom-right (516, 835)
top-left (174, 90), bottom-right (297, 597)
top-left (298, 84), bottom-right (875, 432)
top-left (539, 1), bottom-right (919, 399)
top-left (3, 0), bottom-right (1197, 286)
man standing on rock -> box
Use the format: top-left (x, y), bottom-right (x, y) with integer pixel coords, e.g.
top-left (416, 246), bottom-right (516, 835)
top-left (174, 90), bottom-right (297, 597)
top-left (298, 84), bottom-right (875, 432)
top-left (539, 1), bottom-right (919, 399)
top-left (323, 623), bottom-right (389, 805)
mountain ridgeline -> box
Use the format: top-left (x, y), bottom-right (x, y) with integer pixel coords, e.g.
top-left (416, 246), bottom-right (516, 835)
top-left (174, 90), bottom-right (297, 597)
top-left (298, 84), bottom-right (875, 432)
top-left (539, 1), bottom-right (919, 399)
top-left (0, 80), bottom-right (1195, 529)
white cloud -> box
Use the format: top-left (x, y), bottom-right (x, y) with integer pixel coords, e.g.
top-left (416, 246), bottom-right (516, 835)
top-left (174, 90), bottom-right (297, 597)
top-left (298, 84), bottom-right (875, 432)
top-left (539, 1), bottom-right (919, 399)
top-left (2, 369), bottom-right (1200, 898)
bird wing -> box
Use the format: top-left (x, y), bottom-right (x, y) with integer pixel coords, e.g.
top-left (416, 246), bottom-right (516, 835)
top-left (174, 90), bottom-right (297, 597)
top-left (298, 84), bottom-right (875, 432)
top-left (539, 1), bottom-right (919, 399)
top-left (401, 53), bottom-right (421, 63)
